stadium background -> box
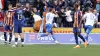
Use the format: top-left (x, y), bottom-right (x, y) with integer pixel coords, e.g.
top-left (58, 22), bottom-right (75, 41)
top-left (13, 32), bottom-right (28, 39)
top-left (0, 0), bottom-right (100, 44)
top-left (0, 0), bottom-right (99, 56)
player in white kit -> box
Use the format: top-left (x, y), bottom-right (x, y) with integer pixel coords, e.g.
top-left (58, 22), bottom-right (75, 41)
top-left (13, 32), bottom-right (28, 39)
top-left (39, 8), bottom-right (59, 44)
top-left (81, 8), bottom-right (98, 43)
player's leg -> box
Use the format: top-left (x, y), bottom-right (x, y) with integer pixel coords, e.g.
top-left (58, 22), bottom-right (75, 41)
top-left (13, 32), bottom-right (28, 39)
top-left (14, 33), bottom-right (19, 46)
top-left (4, 26), bottom-right (8, 44)
top-left (4, 32), bottom-right (7, 44)
top-left (78, 32), bottom-right (88, 48)
top-left (19, 25), bottom-right (24, 47)
top-left (40, 24), bottom-right (50, 37)
top-left (84, 25), bottom-right (93, 42)
top-left (51, 31), bottom-right (59, 44)
top-left (78, 33), bottom-right (85, 42)
top-left (8, 26), bottom-right (13, 44)
top-left (73, 27), bottom-right (80, 48)
top-left (20, 33), bottom-right (24, 47)
top-left (9, 32), bottom-right (12, 44)
top-left (12, 25), bottom-right (19, 47)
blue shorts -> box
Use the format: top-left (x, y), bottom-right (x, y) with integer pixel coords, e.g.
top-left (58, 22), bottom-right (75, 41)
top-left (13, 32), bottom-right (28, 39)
top-left (73, 27), bottom-right (81, 33)
top-left (4, 25), bottom-right (12, 32)
top-left (14, 24), bottom-right (22, 33)
top-left (46, 24), bottom-right (53, 33)
top-left (84, 25), bottom-right (93, 34)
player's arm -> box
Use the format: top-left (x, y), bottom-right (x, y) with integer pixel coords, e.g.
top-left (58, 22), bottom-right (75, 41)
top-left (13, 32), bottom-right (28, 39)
top-left (73, 12), bottom-right (77, 27)
top-left (4, 12), bottom-right (7, 26)
top-left (94, 16), bottom-right (98, 24)
top-left (80, 14), bottom-right (86, 25)
top-left (11, 12), bottom-right (15, 27)
top-left (79, 11), bottom-right (83, 28)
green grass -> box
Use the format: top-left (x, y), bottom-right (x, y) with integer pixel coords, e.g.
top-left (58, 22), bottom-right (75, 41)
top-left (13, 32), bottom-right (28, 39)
top-left (0, 44), bottom-right (100, 56)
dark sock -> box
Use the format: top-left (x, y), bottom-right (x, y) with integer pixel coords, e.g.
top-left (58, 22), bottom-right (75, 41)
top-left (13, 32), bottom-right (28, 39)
top-left (4, 32), bottom-right (7, 42)
top-left (74, 33), bottom-right (78, 45)
top-left (15, 38), bottom-right (18, 42)
top-left (21, 38), bottom-right (24, 42)
top-left (78, 33), bottom-right (85, 42)
top-left (9, 33), bottom-right (12, 43)
top-left (85, 34), bottom-right (88, 42)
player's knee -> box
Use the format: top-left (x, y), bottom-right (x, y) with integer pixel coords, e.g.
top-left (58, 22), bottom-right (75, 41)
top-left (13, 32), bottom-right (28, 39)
top-left (20, 33), bottom-right (24, 38)
top-left (14, 33), bottom-right (19, 38)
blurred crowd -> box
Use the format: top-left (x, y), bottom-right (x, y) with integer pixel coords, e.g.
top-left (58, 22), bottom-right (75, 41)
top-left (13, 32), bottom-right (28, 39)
top-left (0, 0), bottom-right (100, 27)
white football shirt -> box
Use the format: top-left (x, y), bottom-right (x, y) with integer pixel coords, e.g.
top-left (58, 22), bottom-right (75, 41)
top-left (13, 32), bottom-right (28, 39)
top-left (46, 12), bottom-right (55, 24)
top-left (83, 12), bottom-right (97, 26)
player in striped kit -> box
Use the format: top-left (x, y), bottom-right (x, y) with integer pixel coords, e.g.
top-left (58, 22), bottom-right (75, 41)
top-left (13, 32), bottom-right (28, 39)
top-left (73, 3), bottom-right (88, 48)
top-left (4, 4), bottom-right (14, 44)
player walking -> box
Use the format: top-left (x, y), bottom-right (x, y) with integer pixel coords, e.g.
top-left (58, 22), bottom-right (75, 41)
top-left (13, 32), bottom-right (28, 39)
top-left (38, 8), bottom-right (59, 44)
top-left (12, 3), bottom-right (25, 47)
top-left (73, 3), bottom-right (88, 48)
top-left (81, 8), bottom-right (98, 44)
top-left (4, 4), bottom-right (14, 45)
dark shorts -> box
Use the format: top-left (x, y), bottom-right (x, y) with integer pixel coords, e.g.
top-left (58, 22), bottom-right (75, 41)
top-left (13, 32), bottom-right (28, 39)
top-left (73, 27), bottom-right (81, 33)
top-left (84, 25), bottom-right (93, 34)
top-left (46, 24), bottom-right (53, 33)
top-left (14, 24), bottom-right (22, 33)
top-left (4, 25), bottom-right (12, 32)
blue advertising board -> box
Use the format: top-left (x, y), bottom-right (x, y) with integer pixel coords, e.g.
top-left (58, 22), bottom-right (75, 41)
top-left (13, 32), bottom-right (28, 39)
top-left (24, 33), bottom-right (100, 44)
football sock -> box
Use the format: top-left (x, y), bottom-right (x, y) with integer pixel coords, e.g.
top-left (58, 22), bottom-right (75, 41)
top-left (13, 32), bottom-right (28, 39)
top-left (9, 33), bottom-right (12, 43)
top-left (85, 34), bottom-right (88, 42)
top-left (78, 33), bottom-right (85, 42)
top-left (74, 33), bottom-right (78, 45)
top-left (51, 34), bottom-right (56, 41)
top-left (4, 32), bottom-right (7, 42)
top-left (15, 38), bottom-right (18, 45)
top-left (21, 38), bottom-right (24, 45)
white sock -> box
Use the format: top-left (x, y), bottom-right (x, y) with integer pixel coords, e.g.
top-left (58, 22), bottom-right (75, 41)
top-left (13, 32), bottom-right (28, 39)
top-left (21, 42), bottom-right (24, 45)
top-left (5, 41), bottom-right (7, 42)
top-left (15, 42), bottom-right (18, 45)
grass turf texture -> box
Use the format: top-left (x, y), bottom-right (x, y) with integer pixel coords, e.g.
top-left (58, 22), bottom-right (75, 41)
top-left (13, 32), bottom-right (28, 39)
top-left (0, 44), bottom-right (100, 56)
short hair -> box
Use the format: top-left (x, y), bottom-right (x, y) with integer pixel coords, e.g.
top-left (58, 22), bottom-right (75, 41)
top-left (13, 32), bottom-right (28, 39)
top-left (49, 8), bottom-right (53, 12)
top-left (66, 7), bottom-right (70, 10)
top-left (88, 8), bottom-right (94, 12)
top-left (74, 3), bottom-right (80, 9)
top-left (16, 3), bottom-right (21, 8)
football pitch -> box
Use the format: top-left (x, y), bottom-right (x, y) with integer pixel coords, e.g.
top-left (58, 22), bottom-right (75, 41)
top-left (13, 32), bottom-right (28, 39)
top-left (0, 44), bottom-right (100, 56)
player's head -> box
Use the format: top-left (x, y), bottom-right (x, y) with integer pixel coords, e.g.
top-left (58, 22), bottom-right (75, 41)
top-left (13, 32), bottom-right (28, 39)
top-left (74, 3), bottom-right (80, 10)
top-left (32, 7), bottom-right (37, 13)
top-left (88, 8), bottom-right (94, 13)
top-left (66, 7), bottom-right (70, 11)
top-left (60, 8), bottom-right (64, 12)
top-left (49, 8), bottom-right (55, 13)
top-left (8, 4), bottom-right (12, 9)
top-left (26, 3), bottom-right (30, 8)
top-left (16, 3), bottom-right (21, 8)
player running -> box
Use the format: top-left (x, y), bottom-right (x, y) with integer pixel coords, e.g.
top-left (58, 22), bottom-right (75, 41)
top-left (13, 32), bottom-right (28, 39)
top-left (4, 4), bottom-right (14, 45)
top-left (12, 3), bottom-right (25, 47)
top-left (73, 3), bottom-right (88, 48)
top-left (81, 8), bottom-right (98, 44)
top-left (38, 8), bottom-right (59, 44)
